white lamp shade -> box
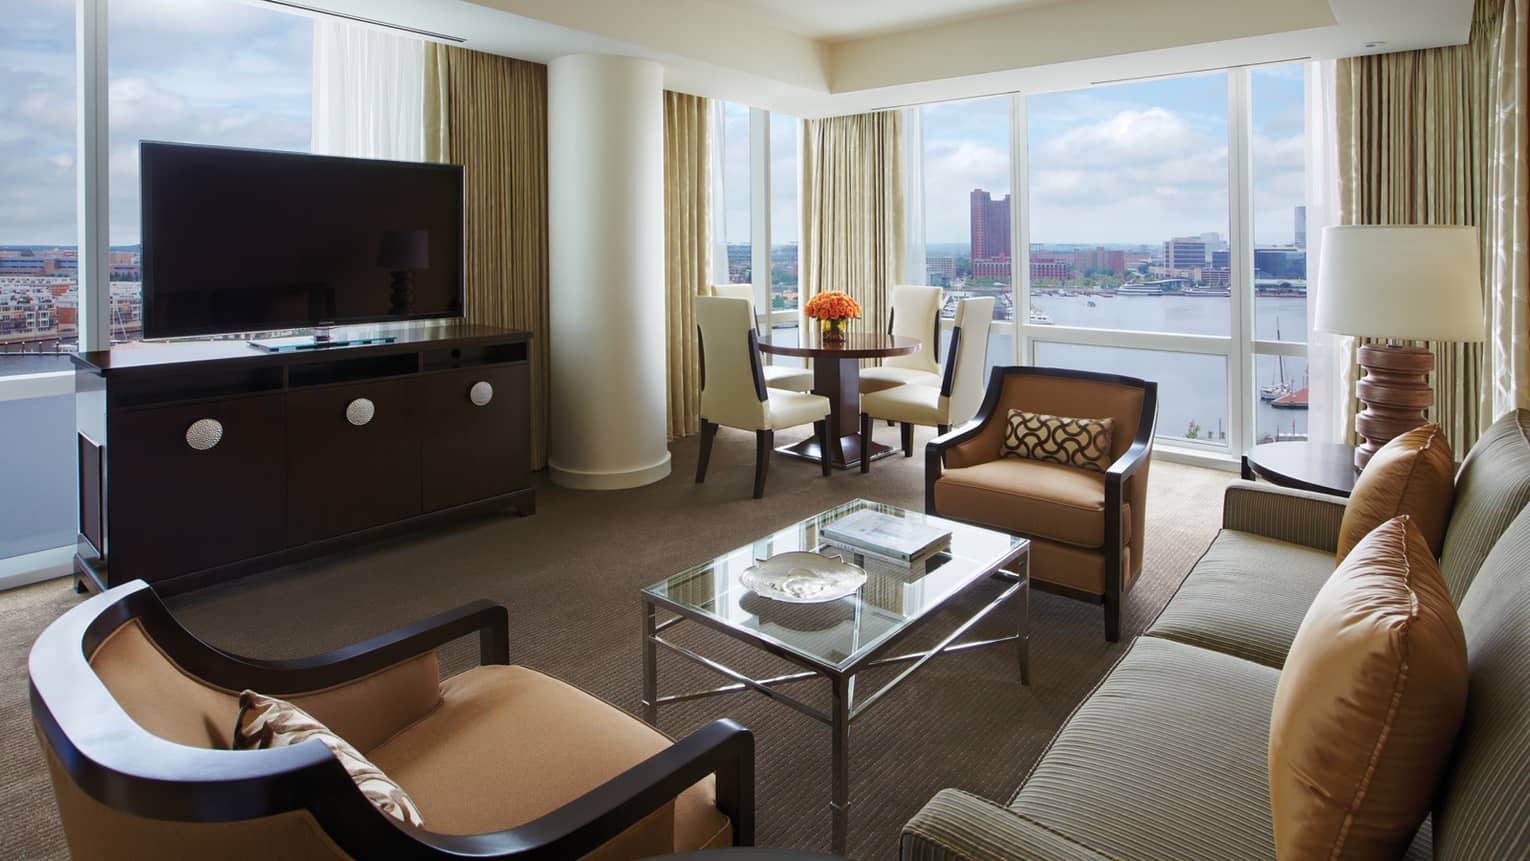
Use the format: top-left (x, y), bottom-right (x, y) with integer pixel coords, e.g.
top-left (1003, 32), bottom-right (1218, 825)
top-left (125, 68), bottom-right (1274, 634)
top-left (1314, 225), bottom-right (1485, 342)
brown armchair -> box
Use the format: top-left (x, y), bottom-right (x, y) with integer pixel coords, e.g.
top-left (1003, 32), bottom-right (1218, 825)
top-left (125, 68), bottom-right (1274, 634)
top-left (30, 580), bottom-right (753, 860)
top-left (925, 367), bottom-right (1157, 641)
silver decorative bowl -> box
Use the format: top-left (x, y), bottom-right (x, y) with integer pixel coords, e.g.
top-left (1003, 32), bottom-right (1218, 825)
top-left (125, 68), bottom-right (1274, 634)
top-left (740, 551), bottom-right (867, 604)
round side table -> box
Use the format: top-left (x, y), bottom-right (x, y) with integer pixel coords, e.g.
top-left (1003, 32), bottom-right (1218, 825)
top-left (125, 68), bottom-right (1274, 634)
top-left (1240, 441), bottom-right (1358, 497)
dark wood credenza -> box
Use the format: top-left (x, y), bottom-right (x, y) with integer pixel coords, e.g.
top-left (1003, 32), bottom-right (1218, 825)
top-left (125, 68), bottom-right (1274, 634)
top-left (72, 323), bottom-right (535, 596)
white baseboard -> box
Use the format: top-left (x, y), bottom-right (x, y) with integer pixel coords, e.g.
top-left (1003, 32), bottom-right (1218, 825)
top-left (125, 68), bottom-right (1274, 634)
top-left (0, 545), bottom-right (74, 592)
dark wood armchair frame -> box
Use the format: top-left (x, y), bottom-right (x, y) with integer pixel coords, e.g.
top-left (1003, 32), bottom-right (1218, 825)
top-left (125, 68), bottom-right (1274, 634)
top-left (30, 580), bottom-right (756, 859)
top-left (924, 366), bottom-right (1158, 641)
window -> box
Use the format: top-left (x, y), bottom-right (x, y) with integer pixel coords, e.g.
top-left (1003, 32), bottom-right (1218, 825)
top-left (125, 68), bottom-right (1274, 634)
top-left (921, 97), bottom-right (1012, 316)
top-left (721, 102), bottom-right (752, 285)
top-left (1251, 64), bottom-right (1309, 442)
top-left (1028, 73), bottom-right (1230, 337)
top-left (769, 112), bottom-right (799, 311)
top-left (108, 0), bottom-right (313, 343)
top-left (919, 96), bottom-right (1014, 380)
top-left (1036, 342), bottom-right (1230, 444)
top-left (1025, 71), bottom-right (1237, 448)
top-left (0, 0), bottom-right (78, 575)
top-left (0, 0), bottom-right (78, 357)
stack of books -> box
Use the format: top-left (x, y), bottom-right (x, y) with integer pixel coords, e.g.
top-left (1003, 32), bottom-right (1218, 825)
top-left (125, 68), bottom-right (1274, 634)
top-left (823, 510), bottom-right (951, 565)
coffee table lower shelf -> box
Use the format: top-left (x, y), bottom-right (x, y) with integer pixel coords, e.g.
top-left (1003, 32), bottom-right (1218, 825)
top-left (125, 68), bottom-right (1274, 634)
top-left (640, 567), bottom-right (1029, 855)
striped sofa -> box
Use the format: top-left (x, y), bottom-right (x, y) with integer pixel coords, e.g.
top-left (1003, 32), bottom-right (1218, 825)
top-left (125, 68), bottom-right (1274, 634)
top-left (902, 410), bottom-right (1530, 861)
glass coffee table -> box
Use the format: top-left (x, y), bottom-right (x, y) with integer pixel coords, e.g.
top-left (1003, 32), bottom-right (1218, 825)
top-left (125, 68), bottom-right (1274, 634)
top-left (640, 499), bottom-right (1030, 854)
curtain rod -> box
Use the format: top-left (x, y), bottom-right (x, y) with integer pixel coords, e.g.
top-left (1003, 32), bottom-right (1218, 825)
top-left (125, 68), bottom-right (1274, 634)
top-left (1090, 56), bottom-right (1310, 86)
top-left (261, 1), bottom-right (467, 43)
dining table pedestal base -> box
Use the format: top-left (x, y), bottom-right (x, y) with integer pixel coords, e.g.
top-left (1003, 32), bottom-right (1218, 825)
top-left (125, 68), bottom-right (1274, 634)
top-left (776, 434), bottom-right (900, 471)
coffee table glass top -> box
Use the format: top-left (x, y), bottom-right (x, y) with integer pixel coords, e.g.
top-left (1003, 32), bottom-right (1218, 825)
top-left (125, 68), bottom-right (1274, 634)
top-left (642, 499), bottom-right (1028, 672)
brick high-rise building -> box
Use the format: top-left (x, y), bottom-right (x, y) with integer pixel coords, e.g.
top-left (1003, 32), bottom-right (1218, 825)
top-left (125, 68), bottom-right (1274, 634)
top-left (970, 189), bottom-right (1012, 262)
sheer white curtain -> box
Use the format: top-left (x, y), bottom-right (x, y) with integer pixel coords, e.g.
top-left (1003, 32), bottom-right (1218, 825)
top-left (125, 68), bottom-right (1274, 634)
top-left (311, 18), bottom-right (425, 160)
top-left (709, 100), bottom-right (730, 285)
top-left (1304, 60), bottom-right (1348, 445)
top-left (900, 107), bottom-right (926, 287)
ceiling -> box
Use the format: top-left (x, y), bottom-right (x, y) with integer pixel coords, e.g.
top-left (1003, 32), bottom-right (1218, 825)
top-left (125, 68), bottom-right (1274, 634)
top-left (708, 0), bottom-right (1065, 42)
top-left (288, 0), bottom-right (1476, 118)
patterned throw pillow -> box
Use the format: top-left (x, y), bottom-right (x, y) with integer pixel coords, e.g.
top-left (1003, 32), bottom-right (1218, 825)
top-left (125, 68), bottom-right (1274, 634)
top-left (233, 690), bottom-right (425, 828)
top-left (1002, 409), bottom-right (1115, 472)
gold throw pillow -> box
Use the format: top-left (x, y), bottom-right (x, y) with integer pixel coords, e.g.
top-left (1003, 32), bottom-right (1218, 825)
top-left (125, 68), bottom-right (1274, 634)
top-left (1337, 423), bottom-right (1455, 562)
top-left (234, 690), bottom-right (425, 828)
top-left (1269, 515), bottom-right (1468, 859)
top-left (1002, 409), bottom-right (1114, 472)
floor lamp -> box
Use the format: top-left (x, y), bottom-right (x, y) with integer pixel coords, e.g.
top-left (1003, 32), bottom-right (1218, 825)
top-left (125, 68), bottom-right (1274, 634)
top-left (1314, 225), bottom-right (1485, 471)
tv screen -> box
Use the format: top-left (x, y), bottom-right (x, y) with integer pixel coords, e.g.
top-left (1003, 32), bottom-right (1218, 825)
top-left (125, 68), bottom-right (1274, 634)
top-left (140, 142), bottom-right (464, 339)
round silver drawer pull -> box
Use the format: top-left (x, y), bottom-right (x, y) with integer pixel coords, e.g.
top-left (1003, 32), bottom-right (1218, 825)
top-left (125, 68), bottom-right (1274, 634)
top-left (346, 398), bottom-right (376, 427)
top-left (469, 381), bottom-right (494, 407)
top-left (185, 418), bottom-right (224, 451)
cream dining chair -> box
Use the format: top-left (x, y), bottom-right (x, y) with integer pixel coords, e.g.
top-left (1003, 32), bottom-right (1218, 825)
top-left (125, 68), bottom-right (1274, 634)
top-left (696, 296), bottom-right (833, 498)
top-left (858, 296), bottom-right (996, 469)
top-left (859, 284), bottom-right (944, 394)
top-left (710, 284), bottom-right (813, 392)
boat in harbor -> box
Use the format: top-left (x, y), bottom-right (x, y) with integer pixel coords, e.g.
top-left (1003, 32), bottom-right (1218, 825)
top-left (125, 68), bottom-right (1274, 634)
top-left (1029, 307), bottom-right (1054, 325)
top-left (1116, 283), bottom-right (1163, 296)
top-left (1271, 386), bottom-right (1309, 410)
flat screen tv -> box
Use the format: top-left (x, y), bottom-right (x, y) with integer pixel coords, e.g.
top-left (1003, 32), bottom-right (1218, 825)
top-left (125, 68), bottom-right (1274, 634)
top-left (140, 141), bottom-right (464, 340)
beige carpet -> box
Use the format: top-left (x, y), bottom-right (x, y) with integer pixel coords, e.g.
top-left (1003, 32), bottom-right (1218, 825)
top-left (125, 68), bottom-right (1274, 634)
top-left (0, 424), bottom-right (1230, 860)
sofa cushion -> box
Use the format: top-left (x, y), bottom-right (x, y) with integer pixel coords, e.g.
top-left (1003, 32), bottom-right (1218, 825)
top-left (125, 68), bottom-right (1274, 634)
top-left (1269, 516), bottom-right (1467, 860)
top-left (1009, 637), bottom-right (1279, 861)
top-left (1145, 530), bottom-right (1336, 668)
top-left (368, 665), bottom-right (729, 859)
top-left (1001, 409), bottom-right (1115, 473)
top-left (1433, 504), bottom-right (1530, 860)
top-left (1440, 408), bottom-right (1530, 601)
top-left (1338, 423), bottom-right (1455, 562)
top-left (934, 458), bottom-right (1123, 550)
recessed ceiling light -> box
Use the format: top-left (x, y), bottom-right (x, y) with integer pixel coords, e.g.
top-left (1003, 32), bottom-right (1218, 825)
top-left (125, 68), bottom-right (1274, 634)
top-left (1363, 40), bottom-right (1387, 49)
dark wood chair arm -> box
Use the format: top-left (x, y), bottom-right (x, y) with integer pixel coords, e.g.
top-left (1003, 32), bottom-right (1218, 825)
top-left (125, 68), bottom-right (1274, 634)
top-left (414, 719), bottom-right (755, 859)
top-left (111, 582), bottom-right (511, 695)
top-left (925, 367), bottom-right (1011, 512)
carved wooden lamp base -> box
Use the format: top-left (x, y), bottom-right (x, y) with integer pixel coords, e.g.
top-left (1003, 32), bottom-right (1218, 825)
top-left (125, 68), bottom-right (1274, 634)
top-left (1354, 343), bottom-right (1434, 471)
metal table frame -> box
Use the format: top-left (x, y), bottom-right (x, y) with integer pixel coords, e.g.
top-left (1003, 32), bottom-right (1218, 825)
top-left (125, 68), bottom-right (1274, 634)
top-left (641, 545), bottom-right (1029, 854)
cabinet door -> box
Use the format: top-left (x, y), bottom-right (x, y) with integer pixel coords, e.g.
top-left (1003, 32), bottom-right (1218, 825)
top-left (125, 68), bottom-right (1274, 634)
top-left (107, 394), bottom-right (286, 584)
top-left (286, 378), bottom-right (422, 545)
top-left (421, 364), bottom-right (530, 512)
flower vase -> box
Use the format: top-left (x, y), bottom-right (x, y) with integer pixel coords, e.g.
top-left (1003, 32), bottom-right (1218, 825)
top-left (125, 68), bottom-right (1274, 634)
top-left (820, 317), bottom-right (847, 343)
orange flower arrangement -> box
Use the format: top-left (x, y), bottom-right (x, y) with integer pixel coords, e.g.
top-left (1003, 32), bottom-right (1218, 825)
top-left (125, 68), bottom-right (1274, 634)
top-left (804, 291), bottom-right (863, 320)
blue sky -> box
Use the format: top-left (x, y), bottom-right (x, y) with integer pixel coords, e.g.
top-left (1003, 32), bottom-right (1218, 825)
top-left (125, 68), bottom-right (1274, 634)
top-left (3, 1), bottom-right (1303, 251)
top-left (0, 0), bottom-right (310, 246)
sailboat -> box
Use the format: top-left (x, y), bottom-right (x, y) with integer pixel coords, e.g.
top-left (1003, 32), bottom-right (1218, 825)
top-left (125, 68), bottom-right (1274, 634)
top-left (1260, 316), bottom-right (1293, 401)
top-left (1271, 369), bottom-right (1310, 410)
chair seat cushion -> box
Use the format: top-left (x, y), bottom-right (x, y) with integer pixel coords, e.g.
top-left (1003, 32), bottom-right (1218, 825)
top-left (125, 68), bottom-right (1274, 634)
top-left (861, 383), bottom-right (947, 425)
top-left (935, 458), bottom-right (1112, 549)
top-left (1146, 530), bottom-right (1337, 668)
top-left (1010, 637), bottom-right (1280, 861)
top-left (368, 665), bottom-right (730, 859)
top-left (765, 389), bottom-right (830, 430)
top-left (859, 365), bottom-right (940, 394)
top-left (762, 366), bottom-right (813, 392)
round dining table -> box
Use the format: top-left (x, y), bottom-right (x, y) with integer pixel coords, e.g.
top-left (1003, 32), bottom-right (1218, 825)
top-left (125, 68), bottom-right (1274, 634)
top-left (759, 329), bottom-right (921, 470)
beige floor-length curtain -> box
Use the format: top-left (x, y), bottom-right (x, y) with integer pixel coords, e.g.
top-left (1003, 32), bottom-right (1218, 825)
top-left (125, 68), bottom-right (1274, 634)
top-left (799, 110), bottom-right (905, 342)
top-left (1335, 0), bottom-right (1525, 447)
top-left (664, 91), bottom-right (712, 439)
top-left (424, 44), bottom-right (551, 469)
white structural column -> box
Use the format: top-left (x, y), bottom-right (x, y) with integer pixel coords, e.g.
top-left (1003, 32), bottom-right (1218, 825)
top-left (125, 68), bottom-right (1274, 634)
top-left (547, 55), bottom-right (670, 489)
